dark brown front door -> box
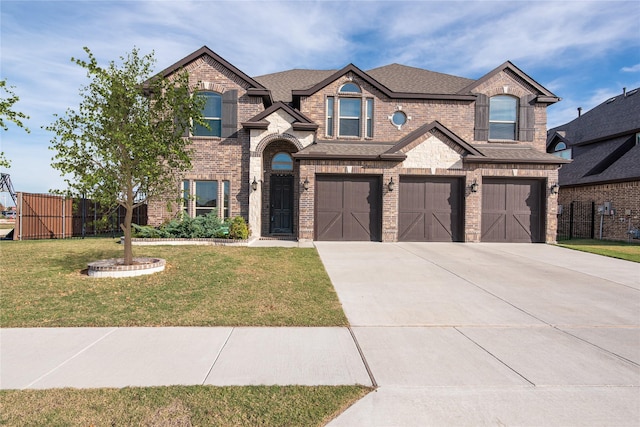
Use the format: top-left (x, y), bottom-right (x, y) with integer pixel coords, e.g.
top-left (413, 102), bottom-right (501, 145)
top-left (398, 177), bottom-right (463, 242)
top-left (316, 175), bottom-right (381, 241)
top-left (481, 178), bottom-right (544, 243)
top-left (270, 175), bottom-right (293, 234)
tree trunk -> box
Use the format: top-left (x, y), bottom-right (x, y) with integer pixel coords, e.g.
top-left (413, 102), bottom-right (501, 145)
top-left (122, 187), bottom-right (135, 265)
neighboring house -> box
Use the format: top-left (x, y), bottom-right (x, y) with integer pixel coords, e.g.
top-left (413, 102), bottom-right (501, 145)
top-left (148, 46), bottom-right (568, 243)
top-left (547, 87), bottom-right (640, 241)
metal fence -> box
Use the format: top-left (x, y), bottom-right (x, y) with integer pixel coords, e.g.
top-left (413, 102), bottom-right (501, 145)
top-left (557, 201), bottom-right (595, 240)
top-left (11, 192), bottom-right (147, 240)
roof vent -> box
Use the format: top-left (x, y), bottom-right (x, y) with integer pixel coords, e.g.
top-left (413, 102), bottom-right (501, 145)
top-left (577, 107), bottom-right (582, 117)
top-left (606, 97), bottom-right (616, 104)
top-left (623, 87), bottom-right (627, 97)
top-left (627, 88), bottom-right (638, 97)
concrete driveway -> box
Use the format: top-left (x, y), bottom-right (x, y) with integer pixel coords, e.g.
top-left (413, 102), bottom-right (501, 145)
top-left (316, 242), bottom-right (640, 426)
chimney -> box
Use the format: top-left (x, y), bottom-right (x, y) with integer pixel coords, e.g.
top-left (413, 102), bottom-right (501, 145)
top-left (578, 107), bottom-right (582, 117)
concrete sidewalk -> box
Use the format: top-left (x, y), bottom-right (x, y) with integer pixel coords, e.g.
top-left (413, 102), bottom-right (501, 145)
top-left (0, 327), bottom-right (372, 390)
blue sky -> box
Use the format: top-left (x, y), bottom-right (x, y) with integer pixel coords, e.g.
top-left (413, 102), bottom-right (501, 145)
top-left (1, 0), bottom-right (639, 199)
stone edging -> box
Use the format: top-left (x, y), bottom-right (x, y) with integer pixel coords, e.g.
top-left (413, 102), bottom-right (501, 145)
top-left (87, 257), bottom-right (166, 278)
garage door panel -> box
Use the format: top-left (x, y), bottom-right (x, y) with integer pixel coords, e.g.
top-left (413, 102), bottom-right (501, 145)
top-left (316, 176), bottom-right (381, 241)
top-left (482, 179), bottom-right (543, 243)
top-left (399, 177), bottom-right (463, 242)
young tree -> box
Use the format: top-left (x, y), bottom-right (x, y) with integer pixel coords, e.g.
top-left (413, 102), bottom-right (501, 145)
top-left (0, 79), bottom-right (31, 168)
top-left (48, 47), bottom-right (205, 265)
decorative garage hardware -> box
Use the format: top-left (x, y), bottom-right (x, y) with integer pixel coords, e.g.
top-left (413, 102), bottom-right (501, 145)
top-left (302, 177), bottom-right (310, 191)
top-left (469, 179), bottom-right (479, 193)
top-left (387, 177), bottom-right (395, 192)
top-left (251, 177), bottom-right (258, 191)
top-left (550, 183), bottom-right (559, 194)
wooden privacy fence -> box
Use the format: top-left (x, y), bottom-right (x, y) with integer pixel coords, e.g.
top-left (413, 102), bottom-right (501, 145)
top-left (13, 192), bottom-right (147, 240)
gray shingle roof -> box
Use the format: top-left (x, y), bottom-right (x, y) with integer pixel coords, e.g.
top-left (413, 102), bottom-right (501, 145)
top-left (253, 63), bottom-right (474, 102)
top-left (254, 69), bottom-right (336, 103)
top-left (466, 144), bottom-right (568, 164)
top-left (366, 63), bottom-right (473, 95)
top-left (547, 87), bottom-right (640, 186)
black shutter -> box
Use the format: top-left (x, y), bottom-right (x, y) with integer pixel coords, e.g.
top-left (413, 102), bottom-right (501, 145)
top-left (518, 94), bottom-right (536, 142)
top-left (474, 94), bottom-right (489, 141)
top-left (222, 90), bottom-right (238, 138)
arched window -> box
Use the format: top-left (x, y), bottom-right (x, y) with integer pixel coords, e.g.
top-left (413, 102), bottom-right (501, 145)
top-left (553, 141), bottom-right (572, 159)
top-left (339, 83), bottom-right (361, 93)
top-left (271, 152), bottom-right (293, 171)
top-left (193, 92), bottom-right (222, 137)
top-left (489, 95), bottom-right (518, 140)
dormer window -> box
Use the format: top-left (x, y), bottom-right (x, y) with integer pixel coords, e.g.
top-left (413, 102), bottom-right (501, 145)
top-left (553, 141), bottom-right (572, 159)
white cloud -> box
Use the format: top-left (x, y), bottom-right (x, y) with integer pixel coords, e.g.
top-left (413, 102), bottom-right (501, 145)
top-left (621, 64), bottom-right (640, 72)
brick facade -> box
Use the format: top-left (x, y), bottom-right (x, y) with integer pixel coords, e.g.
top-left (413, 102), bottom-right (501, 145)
top-left (558, 181), bottom-right (640, 242)
top-left (148, 48), bottom-right (563, 243)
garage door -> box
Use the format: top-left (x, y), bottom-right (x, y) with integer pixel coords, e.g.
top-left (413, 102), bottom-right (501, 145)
top-left (398, 177), bottom-right (463, 242)
top-left (481, 178), bottom-right (544, 243)
top-left (316, 175), bottom-right (381, 241)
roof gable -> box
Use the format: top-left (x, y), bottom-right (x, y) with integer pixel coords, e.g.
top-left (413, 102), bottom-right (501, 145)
top-left (388, 121), bottom-right (483, 156)
top-left (291, 64), bottom-right (475, 102)
top-left (157, 46), bottom-right (268, 92)
top-left (242, 101), bottom-right (318, 131)
top-left (458, 61), bottom-right (559, 102)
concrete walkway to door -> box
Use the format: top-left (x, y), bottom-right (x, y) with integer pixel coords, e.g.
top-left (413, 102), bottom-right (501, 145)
top-left (316, 242), bottom-right (640, 426)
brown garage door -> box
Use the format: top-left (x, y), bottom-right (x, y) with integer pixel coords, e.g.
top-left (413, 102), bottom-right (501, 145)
top-left (316, 175), bottom-right (381, 241)
top-left (398, 177), bottom-right (463, 242)
top-left (481, 178), bottom-right (544, 243)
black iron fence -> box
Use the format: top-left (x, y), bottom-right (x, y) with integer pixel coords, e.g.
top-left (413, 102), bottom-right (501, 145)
top-left (557, 201), bottom-right (595, 240)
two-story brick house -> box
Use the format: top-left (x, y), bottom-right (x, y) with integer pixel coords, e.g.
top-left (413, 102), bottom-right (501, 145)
top-left (148, 46), bottom-right (568, 243)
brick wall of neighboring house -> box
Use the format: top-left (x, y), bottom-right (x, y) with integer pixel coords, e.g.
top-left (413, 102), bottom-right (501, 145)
top-left (147, 57), bottom-right (265, 226)
top-left (558, 180), bottom-right (640, 242)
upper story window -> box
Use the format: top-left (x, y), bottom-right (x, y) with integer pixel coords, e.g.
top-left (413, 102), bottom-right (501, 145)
top-left (193, 91), bottom-right (222, 137)
top-left (326, 97), bottom-right (334, 137)
top-left (489, 95), bottom-right (518, 140)
top-left (271, 152), bottom-right (293, 171)
top-left (339, 83), bottom-right (361, 93)
top-left (553, 141), bottom-right (572, 159)
top-left (339, 98), bottom-right (361, 137)
top-left (366, 98), bottom-right (374, 138)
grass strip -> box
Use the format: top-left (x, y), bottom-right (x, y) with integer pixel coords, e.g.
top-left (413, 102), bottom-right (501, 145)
top-left (0, 385), bottom-right (370, 426)
top-left (556, 238), bottom-right (640, 262)
top-left (0, 239), bottom-right (347, 327)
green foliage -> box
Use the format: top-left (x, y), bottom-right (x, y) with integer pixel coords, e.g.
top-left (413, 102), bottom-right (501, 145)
top-left (133, 212), bottom-right (230, 239)
top-left (0, 79), bottom-right (31, 168)
top-left (228, 216), bottom-right (249, 240)
top-left (46, 46), bottom-right (207, 263)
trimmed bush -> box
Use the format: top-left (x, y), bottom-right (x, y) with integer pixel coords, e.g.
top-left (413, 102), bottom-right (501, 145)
top-left (228, 216), bottom-right (249, 240)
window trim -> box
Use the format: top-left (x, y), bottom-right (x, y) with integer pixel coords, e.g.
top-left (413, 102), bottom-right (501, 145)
top-left (338, 97), bottom-right (362, 138)
top-left (326, 96), bottom-right (334, 137)
top-left (488, 95), bottom-right (518, 141)
top-left (193, 91), bottom-right (222, 137)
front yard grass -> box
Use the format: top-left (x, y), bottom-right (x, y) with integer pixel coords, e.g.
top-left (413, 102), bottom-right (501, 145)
top-left (0, 385), bottom-right (370, 426)
top-left (0, 238), bottom-right (347, 327)
top-left (556, 238), bottom-right (640, 262)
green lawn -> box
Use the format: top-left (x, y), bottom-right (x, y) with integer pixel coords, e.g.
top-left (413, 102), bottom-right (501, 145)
top-left (0, 385), bottom-right (370, 427)
top-left (0, 238), bottom-right (366, 425)
top-left (0, 238), bottom-right (347, 327)
top-left (556, 239), bottom-right (640, 262)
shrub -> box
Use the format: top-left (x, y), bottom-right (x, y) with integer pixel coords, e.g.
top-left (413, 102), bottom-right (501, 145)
top-left (228, 216), bottom-right (249, 240)
top-left (132, 223), bottom-right (168, 238)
